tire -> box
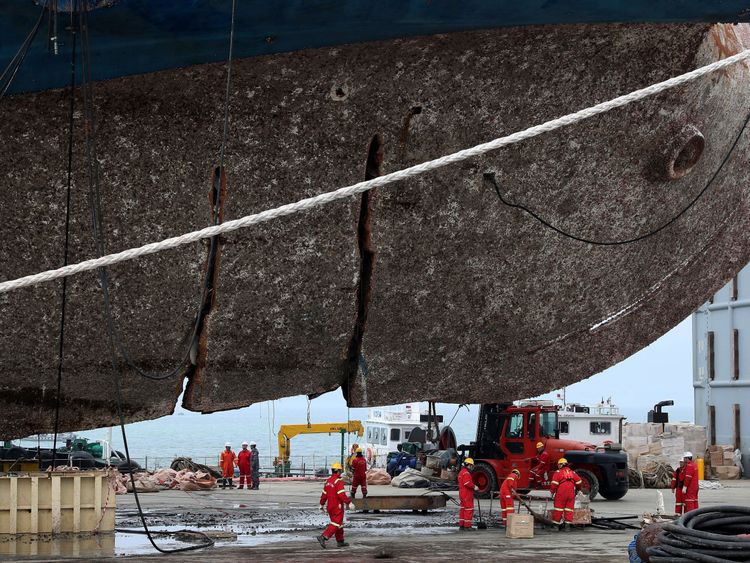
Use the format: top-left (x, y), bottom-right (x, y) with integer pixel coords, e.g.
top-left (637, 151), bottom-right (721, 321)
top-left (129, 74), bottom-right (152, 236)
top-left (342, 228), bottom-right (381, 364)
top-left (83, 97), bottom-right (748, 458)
top-left (575, 468), bottom-right (599, 501)
top-left (472, 462), bottom-right (498, 499)
top-left (599, 488), bottom-right (627, 500)
top-left (70, 451), bottom-right (96, 469)
top-left (117, 460), bottom-right (142, 474)
top-left (4, 447), bottom-right (28, 460)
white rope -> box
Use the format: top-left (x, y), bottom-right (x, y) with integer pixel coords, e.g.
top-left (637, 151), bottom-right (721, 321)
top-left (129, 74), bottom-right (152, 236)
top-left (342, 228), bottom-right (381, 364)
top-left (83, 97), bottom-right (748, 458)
top-left (2, 48), bottom-right (750, 295)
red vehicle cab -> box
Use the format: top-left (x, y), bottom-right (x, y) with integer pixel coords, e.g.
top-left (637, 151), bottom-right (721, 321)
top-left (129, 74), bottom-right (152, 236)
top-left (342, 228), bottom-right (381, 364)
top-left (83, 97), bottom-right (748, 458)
top-left (460, 403), bottom-right (628, 500)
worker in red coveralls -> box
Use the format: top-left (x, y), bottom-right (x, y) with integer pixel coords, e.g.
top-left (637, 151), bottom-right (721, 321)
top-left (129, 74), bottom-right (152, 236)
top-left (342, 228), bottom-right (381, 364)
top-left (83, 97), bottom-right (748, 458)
top-left (350, 447), bottom-right (368, 498)
top-left (237, 441), bottom-right (252, 489)
top-left (317, 462), bottom-right (354, 549)
top-left (499, 469), bottom-right (521, 525)
top-left (682, 451), bottom-right (699, 512)
top-left (671, 459), bottom-right (686, 514)
top-left (529, 441), bottom-right (551, 487)
top-left (458, 457), bottom-right (478, 530)
top-left (219, 442), bottom-right (237, 489)
top-left (550, 458), bottom-right (582, 531)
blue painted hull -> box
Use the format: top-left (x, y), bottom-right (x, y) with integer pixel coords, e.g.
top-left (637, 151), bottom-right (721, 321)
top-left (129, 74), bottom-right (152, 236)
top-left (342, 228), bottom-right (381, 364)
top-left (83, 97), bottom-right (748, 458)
top-left (3, 0), bottom-right (750, 94)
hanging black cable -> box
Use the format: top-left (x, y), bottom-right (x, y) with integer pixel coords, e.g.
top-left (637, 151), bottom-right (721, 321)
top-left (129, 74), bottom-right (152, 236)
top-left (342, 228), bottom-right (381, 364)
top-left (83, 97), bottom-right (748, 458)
top-left (74, 0), bottom-right (242, 552)
top-left (486, 105), bottom-right (750, 246)
top-left (78, 0), bottom-right (237, 381)
top-left (77, 3), bottom-right (216, 555)
top-left (218, 0), bottom-right (236, 174)
top-left (0, 5), bottom-right (47, 97)
top-left (50, 3), bottom-right (77, 472)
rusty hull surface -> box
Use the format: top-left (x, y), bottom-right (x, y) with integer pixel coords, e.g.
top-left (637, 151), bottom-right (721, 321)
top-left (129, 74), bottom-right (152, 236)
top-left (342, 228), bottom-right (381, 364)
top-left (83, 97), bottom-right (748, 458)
top-left (1, 24), bottom-right (750, 436)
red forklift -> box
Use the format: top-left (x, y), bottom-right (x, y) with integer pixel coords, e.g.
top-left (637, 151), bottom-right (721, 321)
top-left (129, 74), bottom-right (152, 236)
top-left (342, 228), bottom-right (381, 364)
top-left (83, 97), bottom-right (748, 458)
top-left (460, 403), bottom-right (628, 500)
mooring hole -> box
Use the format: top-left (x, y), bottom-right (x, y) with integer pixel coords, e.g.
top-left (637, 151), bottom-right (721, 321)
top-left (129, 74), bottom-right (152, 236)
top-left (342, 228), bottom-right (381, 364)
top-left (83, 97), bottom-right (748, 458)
top-left (663, 124), bottom-right (705, 180)
top-left (672, 134), bottom-right (705, 178)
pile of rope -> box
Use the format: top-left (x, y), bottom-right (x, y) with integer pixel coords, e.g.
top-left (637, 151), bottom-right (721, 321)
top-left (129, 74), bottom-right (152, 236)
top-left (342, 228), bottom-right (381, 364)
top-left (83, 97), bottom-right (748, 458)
top-left (170, 457), bottom-right (220, 479)
top-left (629, 464), bottom-right (674, 489)
top-left (647, 506), bottom-right (750, 561)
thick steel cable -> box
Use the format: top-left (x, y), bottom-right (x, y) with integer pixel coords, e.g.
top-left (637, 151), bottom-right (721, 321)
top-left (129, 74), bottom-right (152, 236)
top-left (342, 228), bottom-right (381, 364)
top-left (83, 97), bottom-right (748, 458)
top-left (2, 48), bottom-right (750, 295)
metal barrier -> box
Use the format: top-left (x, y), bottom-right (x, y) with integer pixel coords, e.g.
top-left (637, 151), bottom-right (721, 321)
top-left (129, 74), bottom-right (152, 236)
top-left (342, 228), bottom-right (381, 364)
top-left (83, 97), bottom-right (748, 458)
top-left (126, 453), bottom-right (392, 475)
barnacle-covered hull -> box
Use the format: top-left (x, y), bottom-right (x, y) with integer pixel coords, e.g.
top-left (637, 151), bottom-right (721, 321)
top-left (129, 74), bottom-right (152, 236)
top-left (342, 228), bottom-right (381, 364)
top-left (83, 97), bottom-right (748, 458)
top-left (1, 21), bottom-right (750, 437)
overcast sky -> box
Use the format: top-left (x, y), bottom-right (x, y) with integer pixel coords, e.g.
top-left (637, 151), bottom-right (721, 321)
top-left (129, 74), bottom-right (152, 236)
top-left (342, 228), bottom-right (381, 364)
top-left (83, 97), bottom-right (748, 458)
top-left (531, 315), bottom-right (693, 422)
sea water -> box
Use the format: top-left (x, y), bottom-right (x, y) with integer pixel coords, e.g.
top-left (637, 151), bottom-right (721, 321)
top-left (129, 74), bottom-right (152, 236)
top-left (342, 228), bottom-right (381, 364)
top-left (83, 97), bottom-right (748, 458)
top-left (71, 393), bottom-right (479, 470)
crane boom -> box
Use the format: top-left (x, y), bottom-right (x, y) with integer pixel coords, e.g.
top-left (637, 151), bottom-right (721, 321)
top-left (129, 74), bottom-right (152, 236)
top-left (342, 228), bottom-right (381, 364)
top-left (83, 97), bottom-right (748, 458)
top-left (277, 421), bottom-right (364, 466)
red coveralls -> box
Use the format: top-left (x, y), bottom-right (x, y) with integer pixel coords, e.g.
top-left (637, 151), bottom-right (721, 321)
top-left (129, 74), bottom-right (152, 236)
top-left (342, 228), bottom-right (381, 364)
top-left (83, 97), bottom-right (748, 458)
top-left (550, 467), bottom-right (582, 523)
top-left (320, 473), bottom-right (351, 542)
top-left (683, 460), bottom-right (699, 512)
top-left (530, 450), bottom-right (551, 486)
top-left (350, 455), bottom-right (368, 498)
top-left (237, 448), bottom-right (252, 489)
top-left (499, 473), bottom-right (518, 524)
top-left (457, 466), bottom-right (475, 529)
top-left (671, 465), bottom-right (685, 514)
top-left (219, 449), bottom-right (236, 485)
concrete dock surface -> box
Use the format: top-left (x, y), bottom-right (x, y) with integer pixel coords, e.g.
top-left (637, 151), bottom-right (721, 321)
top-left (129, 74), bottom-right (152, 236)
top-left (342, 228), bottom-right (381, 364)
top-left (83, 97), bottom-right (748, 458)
top-left (3, 480), bottom-right (750, 561)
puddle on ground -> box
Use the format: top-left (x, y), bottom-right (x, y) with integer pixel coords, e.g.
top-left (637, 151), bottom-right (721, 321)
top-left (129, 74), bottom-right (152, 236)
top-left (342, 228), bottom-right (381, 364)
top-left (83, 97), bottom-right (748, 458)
top-left (0, 524), bottom-right (459, 558)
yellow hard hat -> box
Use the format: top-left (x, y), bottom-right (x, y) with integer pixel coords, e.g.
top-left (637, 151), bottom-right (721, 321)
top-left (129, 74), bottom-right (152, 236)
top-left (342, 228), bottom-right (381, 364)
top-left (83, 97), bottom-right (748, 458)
top-left (331, 462), bottom-right (343, 471)
top-left (356, 447), bottom-right (363, 453)
top-left (536, 442), bottom-right (544, 449)
top-left (558, 458), bottom-right (568, 467)
top-left (511, 469), bottom-right (521, 476)
top-left (464, 457), bottom-right (475, 465)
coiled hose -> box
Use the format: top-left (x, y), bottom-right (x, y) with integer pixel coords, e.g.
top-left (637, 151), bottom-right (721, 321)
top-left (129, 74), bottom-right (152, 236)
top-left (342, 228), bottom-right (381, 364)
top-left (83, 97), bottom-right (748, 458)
top-left (647, 506), bottom-right (750, 562)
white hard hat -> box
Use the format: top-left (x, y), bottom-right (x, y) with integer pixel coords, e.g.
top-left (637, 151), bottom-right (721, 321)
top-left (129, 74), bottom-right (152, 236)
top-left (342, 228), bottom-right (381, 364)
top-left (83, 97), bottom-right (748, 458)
top-left (250, 441), bottom-right (256, 446)
top-left (241, 441), bottom-right (248, 446)
top-left (683, 451), bottom-right (693, 458)
top-left (225, 442), bottom-right (231, 447)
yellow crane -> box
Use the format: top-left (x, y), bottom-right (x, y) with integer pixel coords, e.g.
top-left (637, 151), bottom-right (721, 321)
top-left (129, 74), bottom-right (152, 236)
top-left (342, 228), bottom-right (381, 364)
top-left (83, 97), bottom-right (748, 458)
top-left (276, 421), bottom-right (364, 474)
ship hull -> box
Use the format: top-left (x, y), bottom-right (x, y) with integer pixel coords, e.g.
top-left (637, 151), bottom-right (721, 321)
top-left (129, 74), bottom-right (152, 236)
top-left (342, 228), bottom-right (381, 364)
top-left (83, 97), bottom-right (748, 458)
top-left (1, 22), bottom-right (750, 437)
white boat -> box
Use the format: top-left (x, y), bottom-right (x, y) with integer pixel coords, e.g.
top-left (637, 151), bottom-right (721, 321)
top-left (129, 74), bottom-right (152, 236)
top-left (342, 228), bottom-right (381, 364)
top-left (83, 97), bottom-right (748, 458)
top-left (557, 399), bottom-right (626, 446)
top-left (361, 403), bottom-right (444, 467)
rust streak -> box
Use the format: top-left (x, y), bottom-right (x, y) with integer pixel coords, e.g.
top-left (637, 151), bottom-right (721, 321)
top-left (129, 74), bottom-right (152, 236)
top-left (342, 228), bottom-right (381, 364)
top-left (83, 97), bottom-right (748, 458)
top-left (343, 134), bottom-right (383, 401)
top-left (182, 166), bottom-right (226, 410)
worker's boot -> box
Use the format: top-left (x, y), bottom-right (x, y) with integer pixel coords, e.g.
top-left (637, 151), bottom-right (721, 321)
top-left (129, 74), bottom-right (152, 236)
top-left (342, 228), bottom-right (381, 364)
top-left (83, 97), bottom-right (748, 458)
top-left (221, 479), bottom-right (226, 489)
top-left (316, 535), bottom-right (327, 549)
top-left (337, 541), bottom-right (349, 547)
top-left (557, 522), bottom-right (564, 532)
top-left (563, 522), bottom-right (571, 532)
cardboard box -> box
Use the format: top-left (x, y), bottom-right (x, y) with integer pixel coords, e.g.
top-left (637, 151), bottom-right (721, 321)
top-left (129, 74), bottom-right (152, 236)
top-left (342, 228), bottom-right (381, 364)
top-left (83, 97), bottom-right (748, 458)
top-left (715, 466), bottom-right (741, 480)
top-left (506, 513), bottom-right (534, 539)
top-left (572, 508), bottom-right (591, 525)
top-left (710, 451), bottom-right (724, 467)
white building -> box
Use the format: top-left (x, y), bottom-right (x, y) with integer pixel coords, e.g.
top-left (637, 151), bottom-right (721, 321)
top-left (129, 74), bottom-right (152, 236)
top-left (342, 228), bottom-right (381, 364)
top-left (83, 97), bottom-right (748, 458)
top-left (693, 265), bottom-right (750, 475)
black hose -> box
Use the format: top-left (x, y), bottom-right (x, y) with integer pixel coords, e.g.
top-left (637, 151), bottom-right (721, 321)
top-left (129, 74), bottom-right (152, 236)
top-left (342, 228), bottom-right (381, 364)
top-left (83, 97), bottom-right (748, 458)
top-left (647, 506), bottom-right (750, 562)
